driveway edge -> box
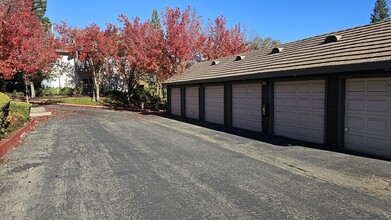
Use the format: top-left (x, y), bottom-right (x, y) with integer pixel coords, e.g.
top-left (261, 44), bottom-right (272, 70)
top-left (0, 118), bottom-right (37, 158)
top-left (56, 103), bottom-right (109, 109)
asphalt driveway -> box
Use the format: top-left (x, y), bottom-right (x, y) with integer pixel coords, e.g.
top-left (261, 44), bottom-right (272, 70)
top-left (0, 106), bottom-right (390, 219)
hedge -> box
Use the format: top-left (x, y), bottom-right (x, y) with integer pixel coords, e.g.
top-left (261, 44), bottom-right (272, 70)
top-left (0, 92), bottom-right (10, 135)
top-left (43, 88), bottom-right (59, 96)
top-left (9, 101), bottom-right (32, 123)
top-left (59, 87), bottom-right (75, 96)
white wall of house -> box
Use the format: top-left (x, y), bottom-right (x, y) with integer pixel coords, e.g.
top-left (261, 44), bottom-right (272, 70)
top-left (42, 53), bottom-right (77, 89)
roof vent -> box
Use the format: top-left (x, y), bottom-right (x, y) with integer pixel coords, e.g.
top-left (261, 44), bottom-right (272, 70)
top-left (324, 35), bottom-right (342, 44)
top-left (211, 60), bottom-right (220, 66)
top-left (235, 55), bottom-right (245, 61)
top-left (271, 47), bottom-right (284, 54)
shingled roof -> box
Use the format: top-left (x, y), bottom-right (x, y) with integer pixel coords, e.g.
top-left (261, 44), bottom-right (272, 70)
top-left (165, 20), bottom-right (391, 85)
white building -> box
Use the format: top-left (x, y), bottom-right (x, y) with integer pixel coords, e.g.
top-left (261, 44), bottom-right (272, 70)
top-left (42, 51), bottom-right (78, 89)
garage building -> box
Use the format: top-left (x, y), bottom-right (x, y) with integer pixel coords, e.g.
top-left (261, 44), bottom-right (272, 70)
top-left (164, 20), bottom-right (391, 159)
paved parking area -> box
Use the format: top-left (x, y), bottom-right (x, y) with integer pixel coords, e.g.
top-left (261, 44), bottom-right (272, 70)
top-left (0, 106), bottom-right (390, 219)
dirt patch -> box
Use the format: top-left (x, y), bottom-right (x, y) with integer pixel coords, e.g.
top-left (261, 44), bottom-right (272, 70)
top-left (0, 157), bottom-right (13, 165)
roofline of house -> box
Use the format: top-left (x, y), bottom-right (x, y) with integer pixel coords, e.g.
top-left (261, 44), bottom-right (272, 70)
top-left (163, 60), bottom-right (391, 86)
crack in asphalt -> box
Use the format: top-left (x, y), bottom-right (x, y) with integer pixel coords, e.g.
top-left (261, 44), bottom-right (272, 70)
top-left (10, 162), bottom-right (44, 173)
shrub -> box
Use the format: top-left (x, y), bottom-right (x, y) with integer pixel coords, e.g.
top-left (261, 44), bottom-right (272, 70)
top-left (144, 95), bottom-right (161, 110)
top-left (9, 101), bottom-right (32, 123)
top-left (35, 87), bottom-right (43, 97)
top-left (6, 112), bottom-right (25, 133)
top-left (105, 90), bottom-right (127, 100)
top-left (0, 92), bottom-right (10, 137)
top-left (104, 90), bottom-right (129, 107)
top-left (43, 88), bottom-right (60, 96)
top-left (59, 87), bottom-right (75, 96)
top-left (11, 90), bottom-right (25, 99)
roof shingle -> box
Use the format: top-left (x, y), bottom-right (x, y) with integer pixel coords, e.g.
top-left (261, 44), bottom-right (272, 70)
top-left (165, 20), bottom-right (391, 85)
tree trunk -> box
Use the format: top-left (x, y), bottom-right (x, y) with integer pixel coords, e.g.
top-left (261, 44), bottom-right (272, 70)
top-left (30, 81), bottom-right (36, 99)
top-left (92, 71), bottom-right (98, 102)
top-left (24, 79), bottom-right (29, 103)
top-left (127, 80), bottom-right (133, 100)
top-left (96, 68), bottom-right (100, 102)
top-left (127, 69), bottom-right (136, 100)
top-left (89, 58), bottom-right (100, 102)
top-left (96, 78), bottom-right (100, 101)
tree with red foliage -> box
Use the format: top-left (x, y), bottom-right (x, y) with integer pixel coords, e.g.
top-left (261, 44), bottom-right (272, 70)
top-left (0, 0), bottom-right (58, 101)
top-left (56, 22), bottom-right (114, 101)
top-left (161, 6), bottom-right (206, 76)
top-left (204, 15), bottom-right (249, 60)
top-left (114, 15), bottom-right (165, 98)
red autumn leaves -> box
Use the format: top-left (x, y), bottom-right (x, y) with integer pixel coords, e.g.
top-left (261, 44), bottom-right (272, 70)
top-left (0, 0), bottom-right (58, 80)
top-left (56, 6), bottom-right (248, 80)
top-left (0, 3), bottom-right (248, 100)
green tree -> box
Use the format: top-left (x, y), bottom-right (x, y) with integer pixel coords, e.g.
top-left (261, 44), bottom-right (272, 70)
top-left (32, 0), bottom-right (51, 30)
top-left (150, 9), bottom-right (161, 29)
top-left (249, 37), bottom-right (281, 50)
top-left (370, 0), bottom-right (390, 23)
top-left (149, 9), bottom-right (164, 98)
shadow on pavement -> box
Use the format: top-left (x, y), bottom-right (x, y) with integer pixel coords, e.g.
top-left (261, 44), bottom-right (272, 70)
top-left (144, 112), bottom-right (391, 162)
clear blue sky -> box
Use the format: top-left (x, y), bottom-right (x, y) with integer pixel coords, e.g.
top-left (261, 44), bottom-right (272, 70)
top-left (46, 0), bottom-right (380, 43)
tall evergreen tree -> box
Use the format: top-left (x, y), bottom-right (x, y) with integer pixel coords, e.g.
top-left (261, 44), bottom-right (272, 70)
top-left (150, 9), bottom-right (161, 29)
top-left (31, 0), bottom-right (51, 30)
top-left (370, 0), bottom-right (390, 23)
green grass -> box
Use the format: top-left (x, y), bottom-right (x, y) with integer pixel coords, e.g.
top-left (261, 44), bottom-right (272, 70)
top-left (46, 97), bottom-right (107, 106)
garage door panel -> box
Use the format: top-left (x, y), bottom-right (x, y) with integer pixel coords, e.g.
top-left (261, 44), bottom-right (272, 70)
top-left (312, 129), bottom-right (324, 140)
top-left (285, 112), bottom-right (298, 122)
top-left (170, 88), bottom-right (181, 116)
top-left (347, 134), bottom-right (364, 147)
top-left (233, 108), bottom-right (259, 117)
top-left (367, 137), bottom-right (387, 151)
top-left (285, 84), bottom-right (297, 92)
top-left (298, 84), bottom-right (311, 92)
top-left (367, 99), bottom-right (387, 112)
top-left (274, 124), bottom-right (284, 134)
top-left (347, 80), bottom-right (365, 92)
top-left (312, 98), bottom-right (325, 109)
top-left (275, 84), bottom-right (286, 93)
top-left (285, 98), bottom-right (297, 107)
top-left (312, 83), bottom-right (325, 93)
top-left (346, 98), bottom-right (365, 111)
top-left (275, 110), bottom-right (285, 121)
top-left (368, 80), bottom-right (388, 91)
top-left (345, 78), bottom-right (391, 158)
top-left (274, 80), bottom-right (325, 144)
top-left (312, 114), bottom-right (324, 126)
top-left (285, 125), bottom-right (297, 136)
top-left (298, 98), bottom-right (310, 108)
top-left (275, 98), bottom-right (285, 107)
top-left (347, 116), bottom-right (365, 129)
top-left (205, 86), bottom-right (224, 125)
top-left (298, 113), bottom-right (310, 123)
top-left (298, 127), bottom-right (310, 137)
top-left (185, 87), bottom-right (199, 119)
top-left (232, 83), bottom-right (262, 132)
top-left (367, 118), bottom-right (387, 132)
